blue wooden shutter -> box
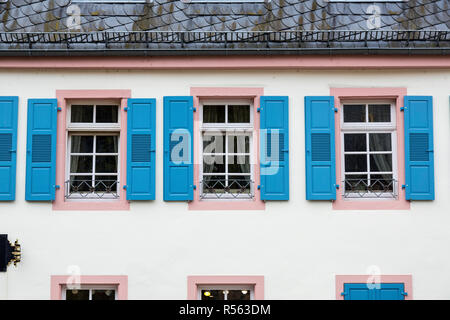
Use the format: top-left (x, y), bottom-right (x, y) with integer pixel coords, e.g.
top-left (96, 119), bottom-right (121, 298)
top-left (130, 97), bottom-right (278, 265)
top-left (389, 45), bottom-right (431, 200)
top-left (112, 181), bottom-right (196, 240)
top-left (342, 283), bottom-right (406, 300)
top-left (377, 283), bottom-right (407, 300)
top-left (342, 283), bottom-right (371, 300)
top-left (304, 96), bottom-right (336, 200)
top-left (404, 96), bottom-right (435, 200)
top-left (0, 97), bottom-right (18, 201)
top-left (260, 96), bottom-right (289, 200)
top-left (163, 96), bottom-right (194, 201)
top-left (25, 99), bottom-right (58, 201)
top-left (126, 99), bottom-right (156, 200)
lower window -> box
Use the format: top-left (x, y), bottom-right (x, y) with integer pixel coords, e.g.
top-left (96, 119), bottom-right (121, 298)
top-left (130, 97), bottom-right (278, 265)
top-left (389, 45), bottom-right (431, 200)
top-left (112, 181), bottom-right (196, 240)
top-left (63, 285), bottom-right (117, 300)
top-left (198, 285), bottom-right (253, 300)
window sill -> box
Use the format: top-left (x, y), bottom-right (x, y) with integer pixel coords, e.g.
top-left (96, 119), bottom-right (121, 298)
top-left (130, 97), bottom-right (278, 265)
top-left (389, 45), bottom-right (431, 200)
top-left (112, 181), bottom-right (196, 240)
top-left (332, 198), bottom-right (410, 210)
top-left (53, 199), bottom-right (130, 211)
top-left (188, 198), bottom-right (265, 211)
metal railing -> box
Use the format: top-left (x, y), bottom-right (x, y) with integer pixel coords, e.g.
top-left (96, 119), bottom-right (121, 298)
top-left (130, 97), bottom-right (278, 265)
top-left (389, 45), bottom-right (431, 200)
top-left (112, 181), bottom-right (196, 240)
top-left (343, 178), bottom-right (397, 199)
top-left (200, 178), bottom-right (254, 199)
top-left (65, 179), bottom-right (119, 199)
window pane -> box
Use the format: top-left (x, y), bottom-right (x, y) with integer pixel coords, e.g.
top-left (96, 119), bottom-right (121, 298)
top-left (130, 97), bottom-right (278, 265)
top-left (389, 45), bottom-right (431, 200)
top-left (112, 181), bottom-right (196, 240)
top-left (95, 156), bottom-right (118, 173)
top-left (228, 135), bottom-right (250, 153)
top-left (345, 174), bottom-right (368, 191)
top-left (94, 175), bottom-right (118, 192)
top-left (227, 290), bottom-right (251, 301)
top-left (203, 105), bottom-right (225, 123)
top-left (343, 105), bottom-right (365, 122)
top-left (203, 134), bottom-right (225, 153)
top-left (96, 136), bottom-right (119, 153)
top-left (344, 134), bottom-right (366, 152)
top-left (91, 290), bottom-right (115, 300)
top-left (70, 175), bottom-right (92, 192)
top-left (66, 289), bottom-right (90, 300)
top-left (202, 175), bottom-right (226, 194)
top-left (228, 105), bottom-right (250, 123)
top-left (201, 290), bottom-right (224, 300)
top-left (228, 155), bottom-right (250, 173)
top-left (96, 105), bottom-right (118, 123)
top-left (345, 154), bottom-right (367, 172)
top-left (71, 136), bottom-right (94, 153)
top-left (369, 133), bottom-right (392, 151)
top-left (368, 104), bottom-right (391, 122)
top-left (370, 174), bottom-right (394, 192)
top-left (228, 175), bottom-right (251, 193)
top-left (70, 156), bottom-right (93, 173)
top-left (71, 105), bottom-right (93, 123)
top-left (203, 155), bottom-right (225, 173)
top-left (370, 154), bottom-right (392, 172)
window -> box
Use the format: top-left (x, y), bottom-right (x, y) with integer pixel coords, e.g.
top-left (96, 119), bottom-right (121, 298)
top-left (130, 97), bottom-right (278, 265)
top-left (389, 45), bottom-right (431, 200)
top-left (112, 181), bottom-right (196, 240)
top-left (66, 102), bottom-right (120, 200)
top-left (199, 285), bottom-right (253, 300)
top-left (63, 285), bottom-right (117, 300)
top-left (200, 100), bottom-right (254, 200)
top-left (340, 101), bottom-right (397, 199)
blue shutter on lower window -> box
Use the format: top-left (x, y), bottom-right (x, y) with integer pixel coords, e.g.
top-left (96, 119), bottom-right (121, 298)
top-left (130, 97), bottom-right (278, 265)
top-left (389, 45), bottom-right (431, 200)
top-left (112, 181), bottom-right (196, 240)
top-left (0, 97), bottom-right (18, 201)
top-left (304, 96), bottom-right (336, 200)
top-left (259, 96), bottom-right (289, 200)
top-left (404, 96), bottom-right (435, 200)
top-left (342, 283), bottom-right (407, 300)
top-left (126, 99), bottom-right (156, 200)
top-left (25, 99), bottom-right (58, 201)
top-left (163, 96), bottom-right (194, 201)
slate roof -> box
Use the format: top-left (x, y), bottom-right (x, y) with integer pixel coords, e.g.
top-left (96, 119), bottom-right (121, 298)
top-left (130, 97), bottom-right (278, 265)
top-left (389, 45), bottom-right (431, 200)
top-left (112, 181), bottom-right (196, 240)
top-left (0, 0), bottom-right (448, 55)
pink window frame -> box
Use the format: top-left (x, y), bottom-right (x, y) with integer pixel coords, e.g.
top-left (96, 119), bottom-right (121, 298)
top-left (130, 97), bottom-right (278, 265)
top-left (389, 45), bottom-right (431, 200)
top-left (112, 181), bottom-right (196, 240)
top-left (187, 275), bottom-right (264, 300)
top-left (50, 275), bottom-right (128, 300)
top-left (189, 87), bottom-right (265, 211)
top-left (330, 87), bottom-right (410, 210)
top-left (335, 274), bottom-right (413, 300)
top-left (52, 90), bottom-right (131, 211)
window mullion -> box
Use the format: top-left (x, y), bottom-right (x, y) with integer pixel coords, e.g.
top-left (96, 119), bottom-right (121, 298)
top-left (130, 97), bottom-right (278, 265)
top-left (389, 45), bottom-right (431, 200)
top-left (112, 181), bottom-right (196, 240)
top-left (92, 135), bottom-right (96, 191)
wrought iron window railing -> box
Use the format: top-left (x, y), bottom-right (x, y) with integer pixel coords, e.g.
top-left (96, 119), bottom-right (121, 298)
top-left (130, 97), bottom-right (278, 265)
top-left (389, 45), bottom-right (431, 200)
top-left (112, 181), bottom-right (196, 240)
top-left (200, 178), bottom-right (254, 199)
top-left (65, 179), bottom-right (119, 199)
top-left (343, 178), bottom-right (397, 199)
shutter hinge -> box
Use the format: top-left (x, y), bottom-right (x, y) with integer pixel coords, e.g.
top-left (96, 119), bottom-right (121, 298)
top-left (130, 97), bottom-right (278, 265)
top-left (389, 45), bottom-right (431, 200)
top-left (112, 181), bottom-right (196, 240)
top-left (333, 108), bottom-right (338, 112)
top-left (400, 107), bottom-right (406, 111)
top-left (402, 184), bottom-right (406, 189)
top-left (57, 107), bottom-right (62, 111)
top-left (340, 292), bottom-right (347, 296)
top-left (257, 107), bottom-right (261, 113)
top-left (124, 107), bottom-right (128, 111)
top-left (123, 185), bottom-right (127, 190)
top-left (193, 185), bottom-right (197, 190)
top-left (257, 185), bottom-right (261, 190)
top-left (54, 185), bottom-right (60, 189)
top-left (335, 184), bottom-right (340, 189)
top-left (193, 107), bottom-right (197, 112)
top-left (401, 291), bottom-right (408, 296)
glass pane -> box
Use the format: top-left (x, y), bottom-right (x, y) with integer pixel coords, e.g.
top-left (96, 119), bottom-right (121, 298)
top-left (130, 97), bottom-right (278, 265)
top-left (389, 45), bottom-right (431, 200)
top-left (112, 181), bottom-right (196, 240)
top-left (65, 289), bottom-right (90, 300)
top-left (95, 156), bottom-right (118, 173)
top-left (228, 175), bottom-right (251, 193)
top-left (343, 105), bottom-right (366, 122)
top-left (202, 133), bottom-right (225, 153)
top-left (91, 290), bottom-right (116, 300)
top-left (368, 104), bottom-right (391, 122)
top-left (228, 135), bottom-right (250, 153)
top-left (70, 156), bottom-right (93, 173)
top-left (227, 290), bottom-right (251, 301)
top-left (203, 105), bottom-right (225, 123)
top-left (71, 136), bottom-right (93, 153)
top-left (71, 105), bottom-right (93, 123)
top-left (94, 175), bottom-right (118, 192)
top-left (96, 105), bottom-right (118, 123)
top-left (345, 154), bottom-right (367, 172)
top-left (344, 134), bottom-right (366, 152)
top-left (201, 290), bottom-right (224, 300)
top-left (203, 155), bottom-right (225, 173)
top-left (228, 155), bottom-right (250, 173)
top-left (70, 175), bottom-right (92, 192)
top-left (369, 133), bottom-right (392, 151)
top-left (345, 174), bottom-right (368, 191)
top-left (202, 175), bottom-right (226, 194)
top-left (370, 174), bottom-right (394, 192)
top-left (228, 105), bottom-right (250, 123)
top-left (96, 136), bottom-right (119, 153)
top-left (370, 154), bottom-right (392, 172)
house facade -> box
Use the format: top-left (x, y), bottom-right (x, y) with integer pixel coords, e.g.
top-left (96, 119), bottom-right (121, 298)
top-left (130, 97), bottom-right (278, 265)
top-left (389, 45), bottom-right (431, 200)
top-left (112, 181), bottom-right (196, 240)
top-left (0, 0), bottom-right (449, 300)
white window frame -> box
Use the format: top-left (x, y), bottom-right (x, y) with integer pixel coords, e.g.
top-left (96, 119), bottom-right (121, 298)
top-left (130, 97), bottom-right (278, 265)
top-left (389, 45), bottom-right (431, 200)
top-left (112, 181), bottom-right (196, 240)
top-left (199, 99), bottom-right (255, 200)
top-left (340, 100), bottom-right (397, 200)
top-left (66, 100), bottom-right (121, 201)
top-left (197, 284), bottom-right (254, 300)
top-left (62, 285), bottom-right (118, 300)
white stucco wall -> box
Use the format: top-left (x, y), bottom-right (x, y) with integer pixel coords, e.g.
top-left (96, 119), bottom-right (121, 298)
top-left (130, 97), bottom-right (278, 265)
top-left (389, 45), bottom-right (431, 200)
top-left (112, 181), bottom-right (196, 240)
top-left (0, 69), bottom-right (449, 299)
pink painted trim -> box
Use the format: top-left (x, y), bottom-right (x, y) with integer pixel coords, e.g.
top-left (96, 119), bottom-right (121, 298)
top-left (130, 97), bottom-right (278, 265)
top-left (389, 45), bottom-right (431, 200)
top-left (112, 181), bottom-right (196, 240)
top-left (52, 90), bottom-right (131, 211)
top-left (335, 275), bottom-right (413, 300)
top-left (0, 56), bottom-right (449, 70)
top-left (50, 275), bottom-right (128, 300)
top-left (187, 275), bottom-right (264, 300)
top-left (189, 87), bottom-right (265, 211)
top-left (330, 87), bottom-right (410, 210)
